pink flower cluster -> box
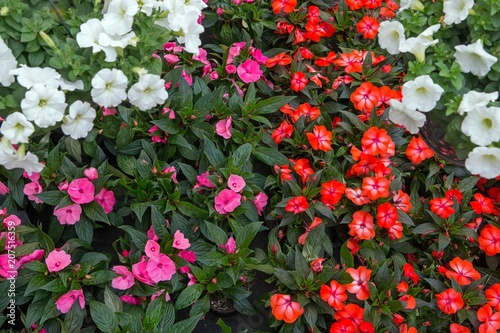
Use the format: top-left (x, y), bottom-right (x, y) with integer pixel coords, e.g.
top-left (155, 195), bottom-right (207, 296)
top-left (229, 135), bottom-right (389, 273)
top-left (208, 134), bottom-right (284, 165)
top-left (214, 174), bottom-right (245, 214)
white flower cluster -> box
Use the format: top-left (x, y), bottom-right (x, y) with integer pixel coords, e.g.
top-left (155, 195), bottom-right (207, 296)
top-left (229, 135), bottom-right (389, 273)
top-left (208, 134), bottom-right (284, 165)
top-left (383, 0), bottom-right (500, 178)
top-left (76, 0), bottom-right (206, 57)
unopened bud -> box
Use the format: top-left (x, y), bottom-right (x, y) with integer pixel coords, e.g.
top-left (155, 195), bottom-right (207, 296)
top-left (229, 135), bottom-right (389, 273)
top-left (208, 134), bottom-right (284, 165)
top-left (39, 31), bottom-right (59, 53)
top-left (0, 7), bottom-right (9, 16)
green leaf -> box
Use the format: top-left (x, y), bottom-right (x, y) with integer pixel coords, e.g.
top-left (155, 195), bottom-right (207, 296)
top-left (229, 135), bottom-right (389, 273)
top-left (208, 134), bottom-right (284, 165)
top-left (178, 162), bottom-right (198, 184)
top-left (165, 314), bottom-right (203, 333)
top-left (104, 286), bottom-right (123, 313)
top-left (235, 222), bottom-right (262, 249)
top-left (119, 225), bottom-right (148, 250)
top-left (203, 136), bottom-right (225, 168)
top-left (34, 191), bottom-right (67, 205)
top-left (398, 210), bottom-right (414, 226)
top-left (253, 147), bottom-right (289, 166)
top-left (75, 217), bottom-right (93, 244)
top-left (340, 241), bottom-right (354, 268)
top-left (274, 268), bottom-right (299, 290)
top-left (41, 278), bottom-right (66, 292)
top-left (216, 318), bottom-right (232, 333)
top-left (85, 271), bottom-right (116, 285)
top-left (204, 221), bottom-right (228, 245)
top-left (254, 96), bottom-right (296, 114)
top-left (25, 275), bottom-right (50, 296)
top-left (412, 223), bottom-right (438, 234)
top-left (339, 110), bottom-right (368, 132)
top-left (64, 136), bottom-right (82, 163)
top-left (83, 201), bottom-right (110, 224)
top-left (90, 301), bottom-right (118, 333)
top-left (62, 302), bottom-right (84, 333)
top-left (170, 134), bottom-right (192, 150)
top-left (175, 284), bottom-right (204, 310)
top-left (176, 201), bottom-right (209, 219)
top-left (231, 143), bottom-right (253, 167)
top-left (424, 278), bottom-right (446, 293)
top-left (151, 119), bottom-right (180, 135)
top-left (144, 295), bottom-right (166, 330)
top-left (150, 205), bottom-right (165, 239)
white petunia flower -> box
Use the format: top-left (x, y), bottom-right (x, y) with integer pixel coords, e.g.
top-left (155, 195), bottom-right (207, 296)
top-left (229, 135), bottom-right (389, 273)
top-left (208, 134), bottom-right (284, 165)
top-left (0, 112), bottom-right (35, 144)
top-left (0, 139), bottom-right (44, 176)
top-left (128, 74), bottom-right (168, 111)
top-left (9, 65), bottom-right (61, 89)
top-left (398, 0), bottom-right (424, 12)
top-left (176, 13), bottom-right (205, 54)
top-left (457, 91), bottom-right (498, 115)
top-left (155, 0), bottom-right (187, 31)
top-left (21, 85), bottom-right (67, 128)
top-left (101, 0), bottom-right (138, 35)
top-left (465, 146), bottom-right (500, 179)
top-left (185, 0), bottom-right (207, 13)
top-left (61, 101), bottom-right (97, 139)
top-left (58, 78), bottom-right (84, 91)
top-left (399, 24), bottom-right (440, 62)
top-left (91, 68), bottom-right (128, 107)
top-left (139, 0), bottom-right (159, 15)
top-left (0, 137), bottom-right (19, 166)
top-left (454, 39), bottom-right (498, 77)
top-left (461, 106), bottom-right (500, 146)
top-left (377, 21), bottom-right (406, 55)
top-left (443, 0), bottom-right (474, 25)
top-left (98, 30), bottom-right (136, 50)
top-left (402, 75), bottom-right (444, 112)
top-left (388, 99), bottom-right (426, 134)
top-left (0, 36), bottom-right (17, 87)
top-left (76, 19), bottom-right (119, 62)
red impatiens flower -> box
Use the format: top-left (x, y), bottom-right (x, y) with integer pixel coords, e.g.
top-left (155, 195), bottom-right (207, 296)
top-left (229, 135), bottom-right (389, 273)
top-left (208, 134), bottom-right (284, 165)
top-left (274, 164), bottom-right (293, 182)
top-left (334, 303), bottom-right (365, 328)
top-left (320, 280), bottom-right (347, 310)
top-left (329, 319), bottom-right (356, 333)
top-left (315, 51), bottom-right (337, 67)
top-left (445, 188), bottom-right (463, 204)
top-left (345, 0), bottom-right (363, 10)
top-left (334, 51), bottom-right (364, 73)
top-left (270, 294), bottom-right (304, 324)
top-left (477, 304), bottom-right (500, 333)
top-left (292, 158), bottom-right (314, 183)
top-left (393, 190), bottom-right (412, 213)
top-left (350, 82), bottom-right (382, 113)
top-left (345, 266), bottom-right (372, 300)
top-left (405, 136), bottom-right (434, 164)
top-left (295, 102), bottom-right (321, 121)
top-left (266, 52), bottom-right (292, 68)
top-left (320, 180), bottom-right (346, 208)
top-left (478, 224), bottom-right (500, 256)
top-left (345, 187), bottom-right (371, 206)
top-left (359, 322), bottom-right (375, 333)
top-left (271, 121), bottom-right (294, 144)
top-left (349, 210), bottom-right (375, 240)
top-left (306, 125), bottom-right (333, 152)
top-left (362, 176), bottom-right (390, 200)
top-left (450, 323), bottom-right (471, 333)
top-left (376, 202), bottom-right (398, 229)
top-left (471, 193), bottom-right (498, 215)
top-left (430, 197), bottom-right (455, 219)
top-left (445, 257), bottom-right (481, 286)
top-left (271, 0), bottom-right (297, 14)
top-left (362, 0), bottom-right (382, 8)
top-left (435, 288), bottom-right (464, 314)
top-left (356, 16), bottom-right (380, 39)
top-left (285, 196), bottom-right (309, 214)
top-left (387, 221), bottom-right (403, 240)
top-left (361, 127), bottom-right (392, 156)
top-left (290, 72), bottom-right (308, 92)
top-left (485, 283), bottom-right (500, 311)
top-left (403, 263), bottom-right (420, 284)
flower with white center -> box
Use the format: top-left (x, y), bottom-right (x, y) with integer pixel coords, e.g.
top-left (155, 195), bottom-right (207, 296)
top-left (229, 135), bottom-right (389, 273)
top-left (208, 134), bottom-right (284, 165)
top-left (457, 91), bottom-right (498, 115)
top-left (0, 36), bottom-right (17, 87)
top-left (98, 30), bottom-right (137, 52)
top-left (21, 85), bottom-right (67, 128)
top-left (9, 65), bottom-right (61, 89)
top-left (91, 68), bottom-right (128, 107)
top-left (398, 0), bottom-right (424, 12)
top-left (0, 140), bottom-right (44, 176)
top-left (155, 0), bottom-right (187, 31)
top-left (0, 112), bottom-right (35, 144)
top-left (58, 78), bottom-right (84, 91)
top-left (76, 18), bottom-right (119, 62)
top-left (454, 39), bottom-right (497, 77)
top-left (176, 13), bottom-right (204, 54)
top-left (461, 106), bottom-right (500, 146)
top-left (465, 146), bottom-right (500, 179)
top-left (377, 21), bottom-right (406, 55)
top-left (443, 0), bottom-right (474, 25)
top-left (101, 0), bottom-right (138, 35)
top-left (388, 99), bottom-right (426, 134)
top-left (185, 0), bottom-right (207, 13)
top-left (0, 137), bottom-right (18, 166)
top-left (402, 75), bottom-right (444, 112)
top-left (128, 74), bottom-right (168, 111)
top-left (399, 25), bottom-right (440, 62)
top-left (61, 101), bottom-right (97, 139)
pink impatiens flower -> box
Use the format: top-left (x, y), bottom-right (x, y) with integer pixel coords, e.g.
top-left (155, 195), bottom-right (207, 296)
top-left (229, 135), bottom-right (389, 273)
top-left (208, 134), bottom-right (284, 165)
top-left (178, 250), bottom-right (196, 263)
top-left (111, 265), bottom-right (135, 290)
top-left (172, 230), bottom-right (190, 250)
top-left (3, 214), bottom-right (21, 229)
top-left (216, 116), bottom-right (232, 139)
top-left (46, 249), bottom-right (71, 272)
top-left (146, 226), bottom-right (160, 241)
top-left (67, 178), bottom-right (95, 204)
top-left (214, 189), bottom-right (242, 214)
top-left (132, 258), bottom-right (154, 285)
top-left (223, 237), bottom-right (237, 254)
top-left (196, 171), bottom-right (216, 189)
top-left (23, 181), bottom-right (43, 203)
top-left (53, 204), bottom-right (82, 225)
top-left (18, 249), bottom-right (44, 266)
top-left (94, 188), bottom-right (116, 213)
top-left (55, 289), bottom-right (85, 314)
top-left (83, 167), bottom-right (98, 180)
top-left (0, 254), bottom-right (19, 278)
top-left (146, 253), bottom-right (176, 283)
top-left (0, 181), bottom-right (9, 195)
top-left (253, 192), bottom-right (268, 216)
top-left (237, 59), bottom-right (263, 83)
top-left (145, 239), bottom-right (161, 258)
top-left (228, 174), bottom-right (246, 193)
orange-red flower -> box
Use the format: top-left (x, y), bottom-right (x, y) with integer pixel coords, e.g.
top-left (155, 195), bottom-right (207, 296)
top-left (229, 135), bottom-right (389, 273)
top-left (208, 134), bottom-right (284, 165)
top-left (430, 197), bottom-right (455, 219)
top-left (485, 283), bottom-right (500, 311)
top-left (387, 221), bottom-right (403, 240)
top-left (393, 190), bottom-right (412, 213)
top-left (362, 0), bottom-right (382, 8)
top-left (350, 82), bottom-right (381, 113)
top-left (356, 16), bottom-right (380, 39)
top-left (334, 303), bottom-right (364, 327)
top-left (399, 294), bottom-right (416, 309)
top-left (285, 196), bottom-right (309, 214)
top-left (445, 189), bottom-right (463, 204)
top-left (345, 187), bottom-right (371, 205)
top-left (271, 121), bottom-right (294, 144)
top-left (320, 180), bottom-right (346, 208)
top-left (320, 280), bottom-right (347, 310)
top-left (266, 52), bottom-right (292, 68)
top-left (271, 0), bottom-right (297, 14)
top-left (405, 136), bottom-right (434, 164)
top-left (359, 321), bottom-right (375, 333)
top-left (334, 51), bottom-right (364, 73)
top-left (450, 323), bottom-right (471, 333)
top-left (435, 288), bottom-right (464, 314)
top-left (479, 224), bottom-right (500, 256)
top-left (270, 294), bottom-right (304, 324)
top-left (361, 127), bottom-right (392, 156)
top-left (445, 257), bottom-right (481, 286)
top-left (403, 263), bottom-right (420, 284)
top-left (295, 103), bottom-right (321, 121)
top-left (292, 158), bottom-right (314, 183)
top-left (376, 202), bottom-right (398, 229)
top-left (477, 304), bottom-right (500, 333)
top-left (471, 193), bottom-right (498, 215)
top-left (315, 51), bottom-right (337, 67)
top-left (306, 125), bottom-right (333, 152)
top-left (349, 210), bottom-right (375, 240)
top-left (345, 0), bottom-right (363, 10)
top-left (329, 319), bottom-right (356, 333)
top-left (274, 164), bottom-right (293, 182)
top-left (310, 258), bottom-right (325, 272)
top-left (345, 266), bottom-right (372, 300)
top-left (290, 72), bottom-right (308, 92)
top-left (362, 176), bottom-right (390, 200)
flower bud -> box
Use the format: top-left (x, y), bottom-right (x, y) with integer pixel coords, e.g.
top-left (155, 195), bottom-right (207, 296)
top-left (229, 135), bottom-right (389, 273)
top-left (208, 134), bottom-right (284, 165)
top-left (39, 32), bottom-right (59, 53)
top-left (0, 7), bottom-right (9, 16)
